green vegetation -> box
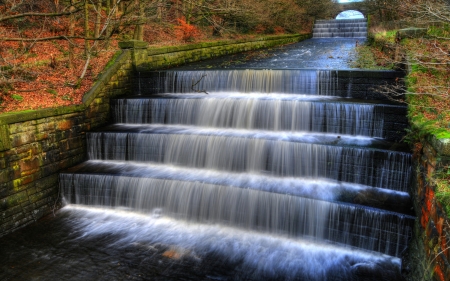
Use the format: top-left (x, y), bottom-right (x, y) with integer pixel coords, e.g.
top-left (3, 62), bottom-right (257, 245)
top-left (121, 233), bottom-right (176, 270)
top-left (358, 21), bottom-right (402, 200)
top-left (351, 44), bottom-right (393, 69)
top-left (11, 94), bottom-right (23, 101)
top-left (358, 22), bottom-right (450, 217)
top-left (46, 89), bottom-right (58, 96)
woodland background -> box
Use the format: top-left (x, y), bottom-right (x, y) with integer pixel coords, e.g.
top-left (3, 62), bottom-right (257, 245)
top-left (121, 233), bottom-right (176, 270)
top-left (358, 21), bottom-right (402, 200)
top-left (0, 0), bottom-right (337, 112)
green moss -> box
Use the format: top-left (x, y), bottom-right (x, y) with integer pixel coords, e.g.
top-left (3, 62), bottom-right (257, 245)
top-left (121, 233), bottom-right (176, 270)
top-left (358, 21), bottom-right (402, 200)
top-left (104, 51), bottom-right (122, 70)
top-left (435, 176), bottom-right (450, 216)
top-left (428, 24), bottom-right (450, 38)
top-left (11, 94), bottom-right (23, 101)
top-left (373, 30), bottom-right (397, 44)
top-left (410, 63), bottom-right (429, 73)
top-left (351, 44), bottom-right (392, 70)
top-left (46, 89), bottom-right (58, 96)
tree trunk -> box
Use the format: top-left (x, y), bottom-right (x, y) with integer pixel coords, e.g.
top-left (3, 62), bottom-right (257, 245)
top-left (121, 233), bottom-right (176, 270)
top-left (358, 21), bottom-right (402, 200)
top-left (133, 0), bottom-right (144, 41)
top-left (84, 0), bottom-right (90, 57)
top-left (105, 0), bottom-right (111, 47)
top-left (68, 4), bottom-right (76, 68)
top-left (94, 0), bottom-right (102, 38)
top-left (157, 0), bottom-right (162, 21)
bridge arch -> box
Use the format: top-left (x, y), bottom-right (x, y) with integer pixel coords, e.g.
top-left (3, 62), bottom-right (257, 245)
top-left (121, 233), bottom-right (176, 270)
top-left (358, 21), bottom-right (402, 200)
top-left (336, 2), bottom-right (367, 19)
top-left (336, 10), bottom-right (365, 20)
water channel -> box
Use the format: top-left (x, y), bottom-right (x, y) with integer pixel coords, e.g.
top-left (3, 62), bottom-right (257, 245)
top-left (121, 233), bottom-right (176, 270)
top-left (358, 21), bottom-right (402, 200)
top-left (0, 20), bottom-right (414, 281)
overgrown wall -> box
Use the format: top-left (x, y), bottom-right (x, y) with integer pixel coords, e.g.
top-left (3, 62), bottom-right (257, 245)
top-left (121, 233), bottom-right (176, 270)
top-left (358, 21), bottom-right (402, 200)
top-left (0, 34), bottom-right (309, 237)
top-left (406, 136), bottom-right (450, 281)
top-left (0, 50), bottom-right (134, 237)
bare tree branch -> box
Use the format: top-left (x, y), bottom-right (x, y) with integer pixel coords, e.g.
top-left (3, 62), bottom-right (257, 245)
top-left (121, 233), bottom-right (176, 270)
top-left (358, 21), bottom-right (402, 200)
top-left (191, 74), bottom-right (209, 94)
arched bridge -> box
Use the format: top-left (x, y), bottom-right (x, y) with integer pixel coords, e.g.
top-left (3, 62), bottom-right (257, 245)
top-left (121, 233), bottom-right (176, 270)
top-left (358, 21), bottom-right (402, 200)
top-left (337, 1), bottom-right (367, 18)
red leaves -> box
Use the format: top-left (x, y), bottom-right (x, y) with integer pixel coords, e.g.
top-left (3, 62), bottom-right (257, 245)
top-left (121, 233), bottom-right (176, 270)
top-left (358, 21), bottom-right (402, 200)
top-left (174, 18), bottom-right (201, 42)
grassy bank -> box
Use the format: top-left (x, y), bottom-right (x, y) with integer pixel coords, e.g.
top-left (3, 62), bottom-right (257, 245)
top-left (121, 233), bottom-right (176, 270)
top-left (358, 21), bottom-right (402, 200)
top-left (355, 26), bottom-right (450, 215)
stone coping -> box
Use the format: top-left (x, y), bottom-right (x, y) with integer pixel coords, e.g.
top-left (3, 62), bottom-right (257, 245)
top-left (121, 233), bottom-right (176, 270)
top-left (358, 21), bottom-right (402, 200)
top-left (144, 34), bottom-right (305, 56)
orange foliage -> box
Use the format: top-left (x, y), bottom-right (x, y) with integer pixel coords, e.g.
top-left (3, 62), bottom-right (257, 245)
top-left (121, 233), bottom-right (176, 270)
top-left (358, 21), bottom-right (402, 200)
top-left (274, 26), bottom-right (285, 35)
top-left (254, 25), bottom-right (266, 34)
top-left (0, 3), bottom-right (116, 114)
top-left (174, 18), bottom-right (201, 42)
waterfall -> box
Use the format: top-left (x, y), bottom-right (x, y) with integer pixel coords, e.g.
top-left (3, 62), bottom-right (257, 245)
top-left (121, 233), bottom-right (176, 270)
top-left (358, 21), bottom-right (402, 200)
top-left (60, 68), bottom-right (413, 280)
top-left (137, 69), bottom-right (337, 95)
top-left (313, 19), bottom-right (368, 38)
top-left (111, 96), bottom-right (386, 137)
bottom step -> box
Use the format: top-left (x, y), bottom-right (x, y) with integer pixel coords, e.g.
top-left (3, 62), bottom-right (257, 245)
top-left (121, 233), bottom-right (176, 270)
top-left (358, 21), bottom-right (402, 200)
top-left (61, 162), bottom-right (415, 257)
top-left (59, 205), bottom-right (405, 281)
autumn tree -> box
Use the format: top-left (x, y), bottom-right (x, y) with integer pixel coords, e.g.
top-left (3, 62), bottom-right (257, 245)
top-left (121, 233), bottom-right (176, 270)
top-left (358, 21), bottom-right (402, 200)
top-left (0, 0), bottom-right (148, 88)
top-left (357, 0), bottom-right (402, 22)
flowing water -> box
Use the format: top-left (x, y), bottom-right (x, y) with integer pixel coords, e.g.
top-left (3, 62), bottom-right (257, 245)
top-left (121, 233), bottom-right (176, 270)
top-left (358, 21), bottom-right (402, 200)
top-left (1, 23), bottom-right (414, 281)
top-left (313, 19), bottom-right (368, 38)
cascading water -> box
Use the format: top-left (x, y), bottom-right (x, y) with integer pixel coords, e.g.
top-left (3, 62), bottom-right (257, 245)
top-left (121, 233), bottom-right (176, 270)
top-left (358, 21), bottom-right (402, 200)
top-left (60, 68), bottom-right (414, 280)
top-left (313, 19), bottom-right (368, 38)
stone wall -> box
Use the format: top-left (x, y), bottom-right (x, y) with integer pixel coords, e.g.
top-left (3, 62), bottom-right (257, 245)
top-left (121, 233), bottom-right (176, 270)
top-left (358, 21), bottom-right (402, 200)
top-left (0, 34), bottom-right (309, 237)
top-left (0, 50), bottom-right (133, 237)
top-left (406, 136), bottom-right (450, 281)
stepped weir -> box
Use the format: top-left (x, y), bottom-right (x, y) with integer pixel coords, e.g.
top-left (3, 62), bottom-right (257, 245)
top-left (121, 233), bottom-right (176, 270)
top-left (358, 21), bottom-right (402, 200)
top-left (313, 19), bottom-right (368, 38)
top-left (54, 20), bottom-right (414, 280)
top-left (60, 63), bottom-right (415, 279)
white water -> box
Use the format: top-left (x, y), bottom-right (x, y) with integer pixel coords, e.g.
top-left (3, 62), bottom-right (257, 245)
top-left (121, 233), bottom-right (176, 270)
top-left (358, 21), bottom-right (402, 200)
top-left (147, 69), bottom-right (339, 95)
top-left (87, 129), bottom-right (412, 191)
top-left (61, 166), bottom-right (413, 257)
top-left (112, 95), bottom-right (385, 137)
top-left (60, 205), bottom-right (403, 281)
top-left (313, 19), bottom-right (368, 38)
top-left (61, 159), bottom-right (411, 210)
top-left (60, 67), bottom-right (413, 279)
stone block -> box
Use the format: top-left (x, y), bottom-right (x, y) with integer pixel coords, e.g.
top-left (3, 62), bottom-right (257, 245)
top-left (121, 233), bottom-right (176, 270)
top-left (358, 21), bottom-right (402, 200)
top-left (119, 40), bottom-right (149, 49)
top-left (0, 125), bottom-right (11, 151)
top-left (10, 131), bottom-right (36, 147)
top-left (1, 204), bottom-right (22, 219)
top-left (397, 28), bottom-right (428, 40)
top-left (4, 191), bottom-right (28, 209)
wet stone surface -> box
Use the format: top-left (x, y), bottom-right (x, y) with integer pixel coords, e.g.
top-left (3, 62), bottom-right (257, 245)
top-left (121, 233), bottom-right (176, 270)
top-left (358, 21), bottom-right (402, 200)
top-left (171, 38), bottom-right (364, 70)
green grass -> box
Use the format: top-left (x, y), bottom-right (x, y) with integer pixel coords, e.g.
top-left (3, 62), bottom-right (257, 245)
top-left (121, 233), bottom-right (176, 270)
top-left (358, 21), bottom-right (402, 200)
top-left (366, 26), bottom-right (450, 216)
top-left (373, 30), bottom-right (397, 43)
top-left (351, 44), bottom-right (394, 69)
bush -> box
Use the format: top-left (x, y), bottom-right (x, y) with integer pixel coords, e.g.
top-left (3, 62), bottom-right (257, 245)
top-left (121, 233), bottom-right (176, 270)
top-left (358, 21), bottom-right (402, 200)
top-left (174, 18), bottom-right (201, 42)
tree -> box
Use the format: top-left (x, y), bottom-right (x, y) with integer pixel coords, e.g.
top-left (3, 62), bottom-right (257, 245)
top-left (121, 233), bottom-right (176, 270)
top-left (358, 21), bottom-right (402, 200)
top-left (358, 0), bottom-right (402, 22)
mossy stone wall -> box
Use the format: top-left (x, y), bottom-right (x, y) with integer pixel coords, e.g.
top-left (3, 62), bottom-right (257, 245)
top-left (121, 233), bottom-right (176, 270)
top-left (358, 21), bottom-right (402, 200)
top-left (0, 50), bottom-right (133, 237)
top-left (0, 34), bottom-right (309, 237)
top-left (406, 136), bottom-right (450, 281)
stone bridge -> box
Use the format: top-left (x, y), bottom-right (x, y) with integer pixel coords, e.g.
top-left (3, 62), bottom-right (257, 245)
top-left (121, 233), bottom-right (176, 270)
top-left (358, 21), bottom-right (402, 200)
top-left (336, 1), bottom-right (367, 18)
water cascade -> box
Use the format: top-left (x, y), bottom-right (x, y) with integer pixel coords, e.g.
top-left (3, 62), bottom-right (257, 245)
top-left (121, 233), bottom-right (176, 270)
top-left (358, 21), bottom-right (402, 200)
top-left (61, 69), bottom-right (414, 280)
top-left (313, 19), bottom-right (368, 38)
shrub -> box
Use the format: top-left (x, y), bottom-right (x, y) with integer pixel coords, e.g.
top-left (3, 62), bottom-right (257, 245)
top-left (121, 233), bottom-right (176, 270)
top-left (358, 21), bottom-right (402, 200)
top-left (174, 18), bottom-right (201, 42)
